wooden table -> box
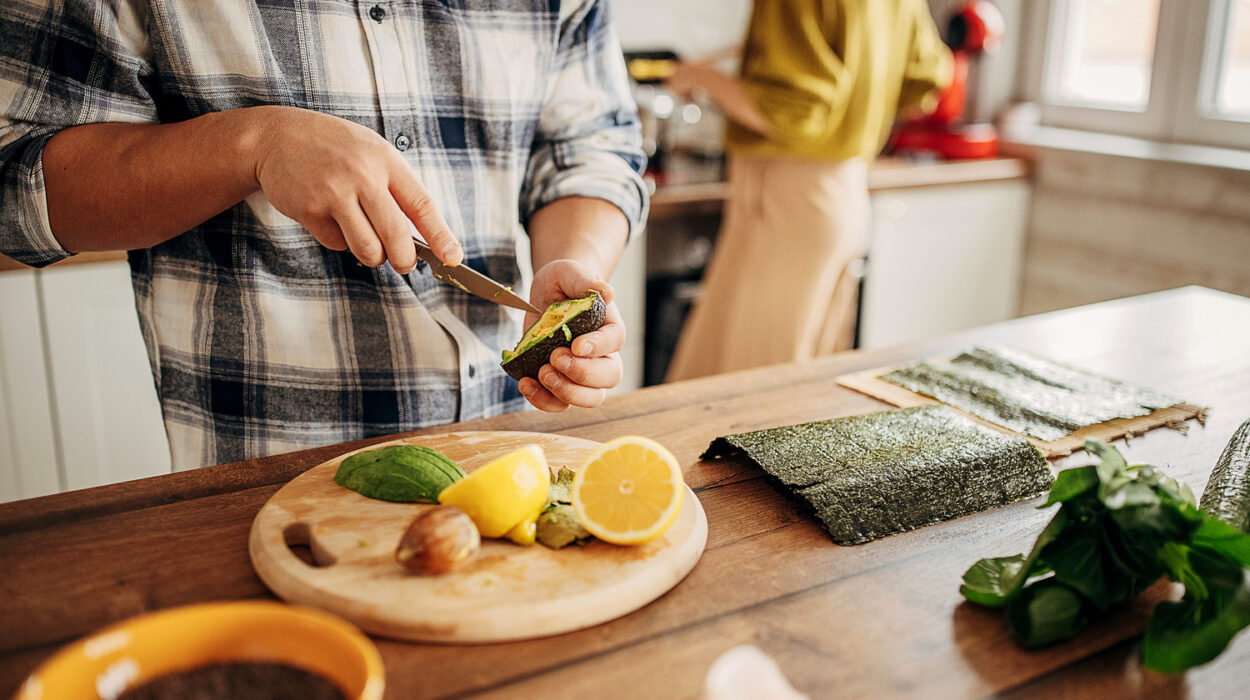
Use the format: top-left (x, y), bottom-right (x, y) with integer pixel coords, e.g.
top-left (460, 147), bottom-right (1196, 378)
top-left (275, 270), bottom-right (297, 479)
top-left (3, 286), bottom-right (1249, 699)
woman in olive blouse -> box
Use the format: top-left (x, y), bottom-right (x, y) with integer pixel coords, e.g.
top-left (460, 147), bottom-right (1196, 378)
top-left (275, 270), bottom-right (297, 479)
top-left (665, 0), bottom-right (952, 380)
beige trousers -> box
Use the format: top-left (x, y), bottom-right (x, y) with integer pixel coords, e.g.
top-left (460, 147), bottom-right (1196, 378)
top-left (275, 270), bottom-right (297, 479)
top-left (665, 154), bottom-right (869, 381)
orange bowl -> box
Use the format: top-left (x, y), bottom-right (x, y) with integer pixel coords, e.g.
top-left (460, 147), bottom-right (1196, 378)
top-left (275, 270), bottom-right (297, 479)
top-left (14, 600), bottom-right (384, 700)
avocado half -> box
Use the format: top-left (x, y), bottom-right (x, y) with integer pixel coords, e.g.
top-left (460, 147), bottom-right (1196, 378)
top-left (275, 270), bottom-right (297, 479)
top-left (501, 290), bottom-right (607, 381)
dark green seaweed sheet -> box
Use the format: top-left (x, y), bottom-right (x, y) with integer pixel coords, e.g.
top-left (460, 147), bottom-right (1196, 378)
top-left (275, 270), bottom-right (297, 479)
top-left (878, 345), bottom-right (1182, 442)
top-left (702, 405), bottom-right (1052, 545)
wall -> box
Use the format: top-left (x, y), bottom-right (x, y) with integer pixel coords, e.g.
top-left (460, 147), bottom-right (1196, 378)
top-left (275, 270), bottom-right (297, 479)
top-left (612, 0), bottom-right (751, 60)
top-left (1012, 144), bottom-right (1250, 315)
top-left (999, 0), bottom-right (1250, 316)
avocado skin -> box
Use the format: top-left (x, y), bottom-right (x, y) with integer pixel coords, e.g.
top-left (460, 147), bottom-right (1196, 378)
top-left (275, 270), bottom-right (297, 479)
top-left (501, 295), bottom-right (607, 381)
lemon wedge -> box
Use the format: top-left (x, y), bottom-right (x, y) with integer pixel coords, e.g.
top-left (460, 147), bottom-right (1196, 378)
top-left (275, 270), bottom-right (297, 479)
top-left (504, 519), bottom-right (537, 546)
top-left (438, 444), bottom-right (550, 541)
top-left (572, 436), bottom-right (685, 545)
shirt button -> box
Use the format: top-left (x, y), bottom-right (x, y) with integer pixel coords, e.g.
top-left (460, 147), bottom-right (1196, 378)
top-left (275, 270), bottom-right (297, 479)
top-left (369, 5), bottom-right (386, 22)
top-left (467, 365), bottom-right (477, 378)
top-left (394, 133), bottom-right (411, 151)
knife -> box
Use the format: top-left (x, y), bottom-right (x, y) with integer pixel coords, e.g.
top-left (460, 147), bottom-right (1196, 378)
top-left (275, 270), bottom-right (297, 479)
top-left (411, 236), bottom-right (541, 314)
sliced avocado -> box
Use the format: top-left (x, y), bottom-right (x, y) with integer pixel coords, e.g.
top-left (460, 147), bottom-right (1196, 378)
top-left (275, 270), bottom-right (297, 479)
top-left (501, 291), bottom-right (606, 381)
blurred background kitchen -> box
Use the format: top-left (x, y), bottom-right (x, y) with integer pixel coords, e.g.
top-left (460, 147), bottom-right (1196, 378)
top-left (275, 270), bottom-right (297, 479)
top-left (2, 0), bottom-right (1248, 502)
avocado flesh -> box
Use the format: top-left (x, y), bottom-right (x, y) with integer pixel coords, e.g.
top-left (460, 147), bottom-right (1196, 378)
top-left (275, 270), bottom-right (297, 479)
top-left (501, 291), bottom-right (606, 381)
top-left (501, 296), bottom-right (592, 363)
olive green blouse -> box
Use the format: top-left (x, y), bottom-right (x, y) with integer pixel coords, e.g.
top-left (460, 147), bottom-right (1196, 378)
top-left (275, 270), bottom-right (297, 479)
top-left (727, 0), bottom-right (953, 162)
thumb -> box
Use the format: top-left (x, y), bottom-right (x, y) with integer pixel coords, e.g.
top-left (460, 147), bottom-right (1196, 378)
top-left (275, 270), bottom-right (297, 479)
top-left (554, 265), bottom-right (613, 306)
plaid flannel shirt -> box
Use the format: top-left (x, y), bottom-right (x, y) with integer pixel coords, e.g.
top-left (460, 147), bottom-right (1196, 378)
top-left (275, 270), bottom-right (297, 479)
top-left (0, 0), bottom-right (647, 470)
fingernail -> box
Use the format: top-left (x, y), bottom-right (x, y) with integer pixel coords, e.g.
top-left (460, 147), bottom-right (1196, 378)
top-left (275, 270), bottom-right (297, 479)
top-left (444, 241), bottom-right (463, 263)
top-left (577, 341), bottom-right (594, 356)
top-left (554, 354), bottom-right (572, 371)
top-left (520, 381), bottom-right (536, 397)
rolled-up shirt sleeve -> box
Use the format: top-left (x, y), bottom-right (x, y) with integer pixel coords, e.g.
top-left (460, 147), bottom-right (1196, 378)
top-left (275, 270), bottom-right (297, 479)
top-left (0, 0), bottom-right (156, 268)
top-left (738, 0), bottom-right (852, 150)
top-left (897, 0), bottom-right (954, 114)
top-left (520, 0), bottom-right (648, 238)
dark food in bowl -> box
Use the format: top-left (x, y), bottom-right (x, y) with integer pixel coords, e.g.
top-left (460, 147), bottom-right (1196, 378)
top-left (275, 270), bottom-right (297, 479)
top-left (115, 661), bottom-right (345, 700)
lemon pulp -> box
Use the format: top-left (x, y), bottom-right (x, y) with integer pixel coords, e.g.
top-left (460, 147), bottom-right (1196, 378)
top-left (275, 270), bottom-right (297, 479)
top-left (572, 436), bottom-right (685, 545)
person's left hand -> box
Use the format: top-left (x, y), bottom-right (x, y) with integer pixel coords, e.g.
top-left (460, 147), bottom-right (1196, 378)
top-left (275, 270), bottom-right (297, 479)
top-left (519, 259), bottom-right (625, 412)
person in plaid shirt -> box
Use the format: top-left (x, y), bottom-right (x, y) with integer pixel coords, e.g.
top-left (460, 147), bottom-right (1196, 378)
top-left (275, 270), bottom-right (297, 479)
top-left (0, 0), bottom-right (648, 470)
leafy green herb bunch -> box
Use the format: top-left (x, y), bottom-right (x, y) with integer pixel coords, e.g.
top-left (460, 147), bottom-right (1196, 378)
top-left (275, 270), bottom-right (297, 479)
top-left (960, 439), bottom-right (1250, 672)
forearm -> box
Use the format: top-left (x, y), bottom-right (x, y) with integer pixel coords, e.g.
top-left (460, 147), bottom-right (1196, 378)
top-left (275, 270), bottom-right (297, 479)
top-left (527, 196), bottom-right (629, 280)
top-left (520, 195), bottom-right (630, 411)
top-left (42, 108), bottom-right (265, 253)
top-left (699, 71), bottom-right (774, 138)
top-left (666, 65), bottom-right (774, 139)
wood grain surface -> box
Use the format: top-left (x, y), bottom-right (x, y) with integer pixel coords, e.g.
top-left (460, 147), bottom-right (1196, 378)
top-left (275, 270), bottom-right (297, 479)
top-left (3, 286), bottom-right (1249, 700)
top-left (249, 431), bottom-right (707, 643)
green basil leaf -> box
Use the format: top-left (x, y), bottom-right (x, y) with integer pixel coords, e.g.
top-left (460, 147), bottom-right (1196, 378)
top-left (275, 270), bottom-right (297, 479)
top-left (960, 555), bottom-right (1028, 607)
top-left (1043, 466), bottom-right (1099, 507)
top-left (961, 509), bottom-right (1069, 606)
top-left (1160, 542), bottom-right (1207, 599)
top-left (1087, 439), bottom-right (1133, 501)
top-left (1099, 520), bottom-right (1166, 580)
top-left (1191, 517), bottom-right (1250, 567)
top-left (1144, 555), bottom-right (1250, 672)
top-left (1110, 501), bottom-right (1196, 543)
top-left (1046, 526), bottom-right (1113, 610)
top-left (1136, 465), bottom-right (1197, 507)
top-left (1103, 481), bottom-right (1161, 510)
top-left (1008, 580), bottom-right (1089, 647)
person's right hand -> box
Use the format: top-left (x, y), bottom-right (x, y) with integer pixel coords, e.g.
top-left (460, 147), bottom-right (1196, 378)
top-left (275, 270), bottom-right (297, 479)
top-left (250, 106), bottom-right (461, 273)
top-left (662, 61), bottom-right (718, 102)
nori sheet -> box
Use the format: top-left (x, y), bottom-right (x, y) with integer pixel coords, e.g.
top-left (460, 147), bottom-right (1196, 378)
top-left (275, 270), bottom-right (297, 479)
top-left (702, 405), bottom-right (1052, 545)
top-left (878, 345), bottom-right (1181, 441)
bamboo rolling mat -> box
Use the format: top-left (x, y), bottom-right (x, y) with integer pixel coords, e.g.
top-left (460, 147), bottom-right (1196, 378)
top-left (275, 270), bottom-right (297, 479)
top-left (837, 360), bottom-right (1207, 459)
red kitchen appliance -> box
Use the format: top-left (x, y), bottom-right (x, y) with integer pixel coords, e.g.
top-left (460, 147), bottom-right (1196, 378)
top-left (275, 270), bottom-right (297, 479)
top-left (891, 0), bottom-right (1006, 160)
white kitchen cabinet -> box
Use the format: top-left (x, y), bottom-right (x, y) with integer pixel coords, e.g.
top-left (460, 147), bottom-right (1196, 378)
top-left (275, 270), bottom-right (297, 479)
top-left (0, 271), bottom-right (62, 502)
top-left (858, 179), bottom-right (1031, 349)
top-left (38, 262), bottom-right (171, 491)
top-left (610, 226), bottom-right (647, 393)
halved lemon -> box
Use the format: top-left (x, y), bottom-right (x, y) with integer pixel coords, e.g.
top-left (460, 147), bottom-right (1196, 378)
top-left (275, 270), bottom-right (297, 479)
top-left (572, 436), bottom-right (685, 545)
top-left (438, 444), bottom-right (549, 542)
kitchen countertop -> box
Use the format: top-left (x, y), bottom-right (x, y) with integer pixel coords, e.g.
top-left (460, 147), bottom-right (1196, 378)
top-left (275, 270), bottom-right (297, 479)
top-left (3, 285), bottom-right (1248, 698)
top-left (647, 153), bottom-right (1030, 218)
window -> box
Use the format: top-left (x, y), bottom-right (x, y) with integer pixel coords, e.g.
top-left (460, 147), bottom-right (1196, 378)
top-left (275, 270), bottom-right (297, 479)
top-left (1024, 0), bottom-right (1250, 149)
top-left (1047, 0), bottom-right (1160, 111)
top-left (1207, 0), bottom-right (1250, 119)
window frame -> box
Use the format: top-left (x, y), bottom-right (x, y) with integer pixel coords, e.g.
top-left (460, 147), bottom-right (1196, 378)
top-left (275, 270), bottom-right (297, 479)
top-left (1021, 0), bottom-right (1250, 150)
top-left (1172, 0), bottom-right (1250, 149)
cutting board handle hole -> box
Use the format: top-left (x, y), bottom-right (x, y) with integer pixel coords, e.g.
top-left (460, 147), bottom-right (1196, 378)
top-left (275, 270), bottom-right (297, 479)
top-left (283, 521), bottom-right (338, 568)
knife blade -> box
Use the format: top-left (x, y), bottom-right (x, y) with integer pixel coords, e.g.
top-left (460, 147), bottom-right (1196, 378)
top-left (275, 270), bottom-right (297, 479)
top-left (411, 236), bottom-right (540, 314)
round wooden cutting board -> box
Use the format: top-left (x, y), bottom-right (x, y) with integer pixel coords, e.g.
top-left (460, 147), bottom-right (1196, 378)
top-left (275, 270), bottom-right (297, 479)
top-left (249, 431), bottom-right (708, 643)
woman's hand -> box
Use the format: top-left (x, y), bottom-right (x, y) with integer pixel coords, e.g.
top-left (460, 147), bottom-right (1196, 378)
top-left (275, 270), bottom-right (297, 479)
top-left (663, 62), bottom-right (774, 138)
top-left (251, 106), bottom-right (462, 273)
top-left (519, 259), bottom-right (625, 412)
